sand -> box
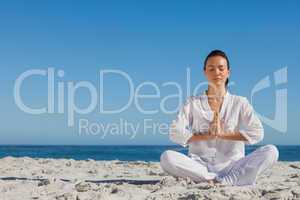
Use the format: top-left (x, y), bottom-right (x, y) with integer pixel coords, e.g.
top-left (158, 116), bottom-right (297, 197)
top-left (0, 156), bottom-right (299, 200)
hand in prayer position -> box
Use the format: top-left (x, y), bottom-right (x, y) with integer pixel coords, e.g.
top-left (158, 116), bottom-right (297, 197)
top-left (208, 111), bottom-right (226, 138)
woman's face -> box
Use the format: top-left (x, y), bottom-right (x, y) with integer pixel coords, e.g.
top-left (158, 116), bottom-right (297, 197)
top-left (204, 56), bottom-right (230, 88)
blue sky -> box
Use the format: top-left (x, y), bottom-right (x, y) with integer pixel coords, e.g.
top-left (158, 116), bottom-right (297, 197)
top-left (0, 0), bottom-right (299, 145)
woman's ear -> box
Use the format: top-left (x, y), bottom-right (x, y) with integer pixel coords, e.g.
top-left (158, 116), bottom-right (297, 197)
top-left (227, 68), bottom-right (231, 78)
top-left (203, 67), bottom-right (207, 76)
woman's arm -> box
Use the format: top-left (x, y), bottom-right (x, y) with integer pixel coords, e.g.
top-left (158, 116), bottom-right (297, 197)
top-left (237, 97), bottom-right (264, 144)
top-left (217, 131), bottom-right (248, 141)
top-left (187, 134), bottom-right (216, 143)
top-left (169, 98), bottom-right (194, 147)
top-left (187, 131), bottom-right (248, 143)
top-left (188, 111), bottom-right (248, 142)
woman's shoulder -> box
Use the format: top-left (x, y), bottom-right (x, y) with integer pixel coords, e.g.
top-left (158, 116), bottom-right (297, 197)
top-left (228, 93), bottom-right (250, 106)
top-left (184, 95), bottom-right (206, 103)
top-left (182, 96), bottom-right (199, 106)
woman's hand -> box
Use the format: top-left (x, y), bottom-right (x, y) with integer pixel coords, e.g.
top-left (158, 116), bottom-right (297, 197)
top-left (209, 112), bottom-right (226, 137)
top-left (187, 134), bottom-right (216, 144)
top-left (208, 112), bottom-right (219, 136)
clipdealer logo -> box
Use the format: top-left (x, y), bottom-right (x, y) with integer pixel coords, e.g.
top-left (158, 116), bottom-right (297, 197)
top-left (13, 67), bottom-right (288, 138)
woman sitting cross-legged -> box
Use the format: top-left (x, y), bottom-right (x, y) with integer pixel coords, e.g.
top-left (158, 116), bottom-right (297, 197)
top-left (160, 50), bottom-right (279, 186)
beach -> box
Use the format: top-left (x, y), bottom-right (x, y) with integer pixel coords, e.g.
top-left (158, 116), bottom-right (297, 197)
top-left (0, 157), bottom-right (299, 200)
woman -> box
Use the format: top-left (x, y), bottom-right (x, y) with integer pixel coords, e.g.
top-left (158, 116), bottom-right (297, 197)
top-left (160, 50), bottom-right (279, 186)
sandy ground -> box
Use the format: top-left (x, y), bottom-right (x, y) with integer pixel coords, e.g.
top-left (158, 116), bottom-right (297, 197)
top-left (0, 157), bottom-right (299, 200)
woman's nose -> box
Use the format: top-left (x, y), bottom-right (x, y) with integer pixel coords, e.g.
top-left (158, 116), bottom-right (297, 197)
top-left (214, 69), bottom-right (221, 75)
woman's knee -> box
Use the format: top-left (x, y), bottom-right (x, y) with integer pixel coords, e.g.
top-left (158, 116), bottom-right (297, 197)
top-left (160, 150), bottom-right (182, 172)
top-left (261, 144), bottom-right (279, 162)
top-left (160, 150), bottom-right (176, 166)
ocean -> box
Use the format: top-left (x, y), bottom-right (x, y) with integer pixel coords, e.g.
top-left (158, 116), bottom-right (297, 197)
top-left (0, 145), bottom-right (298, 161)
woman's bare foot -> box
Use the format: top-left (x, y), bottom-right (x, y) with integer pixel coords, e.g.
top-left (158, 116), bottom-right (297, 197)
top-left (207, 179), bottom-right (215, 185)
top-left (207, 178), bottom-right (220, 186)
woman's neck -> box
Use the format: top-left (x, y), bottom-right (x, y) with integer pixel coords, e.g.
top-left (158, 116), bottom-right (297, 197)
top-left (206, 86), bottom-right (227, 99)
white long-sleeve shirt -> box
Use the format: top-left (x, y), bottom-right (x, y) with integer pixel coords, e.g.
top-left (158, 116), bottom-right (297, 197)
top-left (169, 90), bottom-right (264, 171)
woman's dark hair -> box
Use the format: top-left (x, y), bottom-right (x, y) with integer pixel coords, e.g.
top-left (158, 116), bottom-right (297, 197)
top-left (203, 49), bottom-right (230, 87)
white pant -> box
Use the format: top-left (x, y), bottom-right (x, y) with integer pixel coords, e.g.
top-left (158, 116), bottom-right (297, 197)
top-left (160, 144), bottom-right (279, 186)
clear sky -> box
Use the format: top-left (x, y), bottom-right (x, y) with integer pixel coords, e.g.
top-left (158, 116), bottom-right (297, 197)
top-left (0, 0), bottom-right (299, 145)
